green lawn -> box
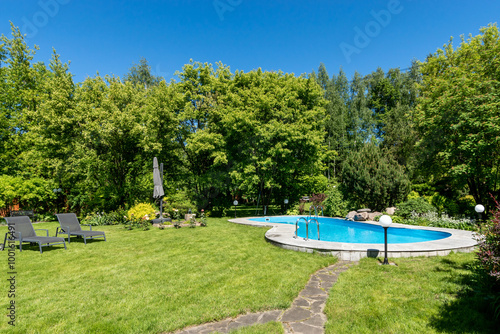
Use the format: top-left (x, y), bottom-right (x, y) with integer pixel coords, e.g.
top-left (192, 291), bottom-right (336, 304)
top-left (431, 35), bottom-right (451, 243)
top-left (0, 218), bottom-right (333, 333)
top-left (325, 252), bottom-right (498, 333)
top-left (1, 218), bottom-right (497, 333)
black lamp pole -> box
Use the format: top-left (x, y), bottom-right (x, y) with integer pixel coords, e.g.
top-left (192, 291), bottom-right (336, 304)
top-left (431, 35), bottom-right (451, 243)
top-left (379, 215), bottom-right (392, 265)
top-left (383, 226), bottom-right (389, 265)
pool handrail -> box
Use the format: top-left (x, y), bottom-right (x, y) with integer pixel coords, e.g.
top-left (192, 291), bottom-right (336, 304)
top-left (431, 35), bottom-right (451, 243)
top-left (294, 217), bottom-right (308, 239)
top-left (308, 205), bottom-right (323, 220)
top-left (308, 218), bottom-right (320, 241)
top-left (295, 217), bottom-right (321, 241)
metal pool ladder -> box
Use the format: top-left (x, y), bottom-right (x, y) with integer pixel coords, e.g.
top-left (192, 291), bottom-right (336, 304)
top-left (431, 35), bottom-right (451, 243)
top-left (294, 205), bottom-right (322, 241)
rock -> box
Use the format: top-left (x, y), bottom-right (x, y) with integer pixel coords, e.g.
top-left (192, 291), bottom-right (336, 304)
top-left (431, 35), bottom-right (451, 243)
top-left (354, 212), bottom-right (369, 221)
top-left (367, 212), bottom-right (382, 221)
top-left (345, 211), bottom-right (357, 221)
top-left (385, 207), bottom-right (396, 215)
top-left (357, 208), bottom-right (371, 213)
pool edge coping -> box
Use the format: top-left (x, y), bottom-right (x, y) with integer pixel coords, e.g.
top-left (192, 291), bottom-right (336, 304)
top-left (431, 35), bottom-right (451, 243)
top-left (228, 216), bottom-right (478, 261)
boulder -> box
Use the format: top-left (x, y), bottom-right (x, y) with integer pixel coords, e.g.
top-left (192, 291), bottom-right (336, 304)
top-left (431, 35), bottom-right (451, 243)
top-left (357, 208), bottom-right (371, 213)
top-left (385, 207), bottom-right (397, 215)
top-left (354, 212), bottom-right (369, 221)
top-left (345, 211), bottom-right (357, 221)
top-left (367, 212), bottom-right (383, 221)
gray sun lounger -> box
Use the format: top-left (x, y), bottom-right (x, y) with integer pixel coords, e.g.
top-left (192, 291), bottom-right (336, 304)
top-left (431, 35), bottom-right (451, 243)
top-left (2, 216), bottom-right (67, 254)
top-left (56, 213), bottom-right (106, 244)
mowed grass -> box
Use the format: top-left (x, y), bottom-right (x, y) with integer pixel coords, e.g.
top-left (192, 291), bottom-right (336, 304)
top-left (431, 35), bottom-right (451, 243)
top-left (325, 252), bottom-right (498, 333)
top-left (0, 218), bottom-right (334, 333)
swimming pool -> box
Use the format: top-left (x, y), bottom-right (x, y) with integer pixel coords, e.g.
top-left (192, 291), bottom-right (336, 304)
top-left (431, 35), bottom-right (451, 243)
top-left (249, 216), bottom-right (451, 244)
top-left (231, 216), bottom-right (477, 261)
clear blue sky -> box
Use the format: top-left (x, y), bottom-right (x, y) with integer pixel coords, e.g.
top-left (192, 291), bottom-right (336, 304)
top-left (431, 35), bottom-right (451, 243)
top-left (1, 0), bottom-right (499, 83)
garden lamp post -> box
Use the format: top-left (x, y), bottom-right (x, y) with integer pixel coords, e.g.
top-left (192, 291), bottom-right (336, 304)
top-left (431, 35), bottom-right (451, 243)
top-left (233, 200), bottom-right (238, 218)
top-left (475, 204), bottom-right (485, 224)
top-left (379, 215), bottom-right (393, 265)
top-left (284, 199), bottom-right (289, 214)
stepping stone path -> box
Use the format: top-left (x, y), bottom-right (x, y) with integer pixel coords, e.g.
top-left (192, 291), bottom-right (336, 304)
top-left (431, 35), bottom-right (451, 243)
top-left (171, 261), bottom-right (357, 334)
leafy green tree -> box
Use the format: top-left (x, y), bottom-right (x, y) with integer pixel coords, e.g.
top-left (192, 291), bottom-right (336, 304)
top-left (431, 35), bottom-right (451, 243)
top-left (415, 24), bottom-right (500, 209)
top-left (174, 61), bottom-right (232, 210)
top-left (72, 76), bottom-right (152, 210)
top-left (0, 40), bottom-right (8, 173)
top-left (347, 71), bottom-right (376, 150)
top-left (225, 70), bottom-right (327, 209)
top-left (141, 80), bottom-right (184, 190)
top-left (0, 23), bottom-right (47, 174)
top-left (20, 50), bottom-right (76, 185)
top-left (123, 57), bottom-right (162, 88)
top-left (366, 64), bottom-right (420, 169)
top-left (322, 181), bottom-right (350, 217)
top-left (314, 65), bottom-right (349, 180)
top-left (341, 143), bottom-right (410, 210)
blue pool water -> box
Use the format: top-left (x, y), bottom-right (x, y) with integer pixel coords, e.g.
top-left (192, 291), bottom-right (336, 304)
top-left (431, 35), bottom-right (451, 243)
top-left (249, 216), bottom-right (451, 244)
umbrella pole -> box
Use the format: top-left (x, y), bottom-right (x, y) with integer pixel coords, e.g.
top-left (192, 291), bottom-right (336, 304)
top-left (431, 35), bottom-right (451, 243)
top-left (160, 197), bottom-right (163, 221)
top-left (160, 162), bottom-right (164, 221)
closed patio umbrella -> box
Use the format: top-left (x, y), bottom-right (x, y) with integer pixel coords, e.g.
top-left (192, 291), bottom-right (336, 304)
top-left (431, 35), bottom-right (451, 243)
top-left (153, 157), bottom-right (165, 219)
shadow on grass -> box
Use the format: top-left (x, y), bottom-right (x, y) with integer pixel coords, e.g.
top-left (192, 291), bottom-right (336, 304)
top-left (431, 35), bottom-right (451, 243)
top-left (429, 256), bottom-right (498, 333)
top-left (65, 236), bottom-right (105, 245)
top-left (15, 244), bottom-right (66, 253)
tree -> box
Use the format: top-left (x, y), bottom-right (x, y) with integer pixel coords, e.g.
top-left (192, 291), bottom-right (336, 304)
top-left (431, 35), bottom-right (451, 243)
top-left (0, 23), bottom-right (47, 175)
top-left (415, 24), bottom-right (500, 209)
top-left (123, 57), bottom-right (162, 88)
top-left (314, 66), bottom-right (348, 180)
top-left (20, 50), bottom-right (76, 186)
top-left (347, 71), bottom-right (376, 150)
top-left (341, 143), bottom-right (410, 211)
top-left (174, 61), bottom-right (232, 210)
top-left (226, 70), bottom-right (327, 210)
top-left (366, 64), bottom-right (420, 169)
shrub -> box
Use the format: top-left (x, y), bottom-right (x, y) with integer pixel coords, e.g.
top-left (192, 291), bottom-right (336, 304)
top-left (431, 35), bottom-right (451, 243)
top-left (107, 208), bottom-right (130, 225)
top-left (323, 184), bottom-right (349, 218)
top-left (82, 212), bottom-right (112, 226)
top-left (396, 197), bottom-right (436, 218)
top-left (475, 197), bottom-right (500, 319)
top-left (457, 195), bottom-right (476, 216)
top-left (428, 192), bottom-right (461, 216)
top-left (391, 215), bottom-right (405, 225)
top-left (476, 199), bottom-right (500, 282)
top-left (407, 190), bottom-right (420, 200)
top-left (0, 175), bottom-right (56, 212)
top-left (310, 193), bottom-right (327, 205)
top-left (298, 202), bottom-right (306, 215)
top-left (82, 209), bottom-right (128, 226)
top-left (341, 143), bottom-right (410, 211)
top-left (163, 190), bottom-right (196, 217)
top-left (200, 209), bottom-right (208, 227)
top-left (375, 214), bottom-right (405, 224)
top-left (189, 214), bottom-right (196, 228)
top-left (128, 203), bottom-right (156, 221)
top-left (406, 211), bottom-right (478, 231)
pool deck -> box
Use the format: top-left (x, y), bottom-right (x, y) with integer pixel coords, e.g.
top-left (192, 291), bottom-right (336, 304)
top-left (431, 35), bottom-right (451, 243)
top-left (229, 216), bottom-right (478, 261)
